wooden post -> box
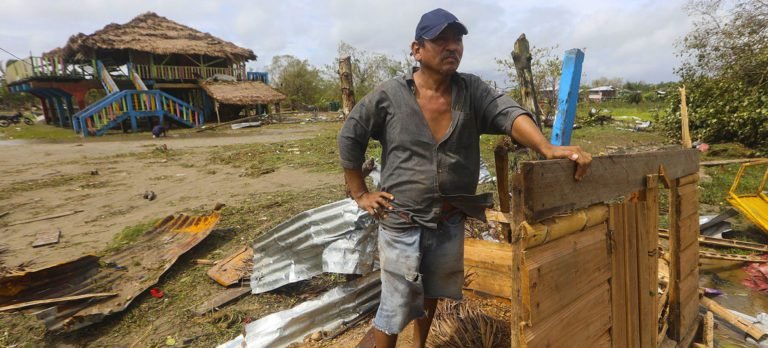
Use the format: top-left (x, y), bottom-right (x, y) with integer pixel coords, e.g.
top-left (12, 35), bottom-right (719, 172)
top-left (550, 49), bottom-right (585, 146)
top-left (494, 137), bottom-right (512, 242)
top-left (679, 85), bottom-right (692, 149)
top-left (510, 173), bottom-right (527, 348)
top-left (511, 33), bottom-right (543, 128)
top-left (339, 55), bottom-right (356, 119)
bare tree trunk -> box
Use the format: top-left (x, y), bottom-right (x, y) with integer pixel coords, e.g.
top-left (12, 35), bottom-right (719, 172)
top-left (339, 55), bottom-right (356, 119)
top-left (512, 33), bottom-right (543, 128)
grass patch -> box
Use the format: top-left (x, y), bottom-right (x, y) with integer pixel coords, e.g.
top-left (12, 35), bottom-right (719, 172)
top-left (0, 173), bottom-right (90, 201)
top-left (0, 123), bottom-right (79, 141)
top-left (209, 123), bottom-right (343, 176)
top-left (104, 219), bottom-right (159, 252)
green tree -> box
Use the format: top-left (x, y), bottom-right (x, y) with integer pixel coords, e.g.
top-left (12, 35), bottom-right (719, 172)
top-left (267, 55), bottom-right (324, 110)
top-left (658, 0), bottom-right (768, 151)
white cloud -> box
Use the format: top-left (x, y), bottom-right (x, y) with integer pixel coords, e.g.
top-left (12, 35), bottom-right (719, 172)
top-left (0, 0), bottom-right (691, 84)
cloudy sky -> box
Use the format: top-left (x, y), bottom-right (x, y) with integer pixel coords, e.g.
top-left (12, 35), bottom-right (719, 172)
top-left (0, 0), bottom-right (692, 87)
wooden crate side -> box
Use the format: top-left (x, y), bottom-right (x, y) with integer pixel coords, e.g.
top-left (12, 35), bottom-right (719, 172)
top-left (526, 223), bottom-right (610, 322)
top-left (525, 282), bottom-right (612, 347)
top-left (610, 203), bottom-right (630, 348)
top-left (593, 330), bottom-right (612, 348)
top-left (627, 201), bottom-right (642, 348)
top-left (463, 238), bottom-right (513, 299)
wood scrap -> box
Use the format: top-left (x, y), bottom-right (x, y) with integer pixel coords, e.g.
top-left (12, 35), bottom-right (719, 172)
top-left (207, 246), bottom-right (253, 287)
top-left (0, 293), bottom-right (116, 312)
top-left (193, 286), bottom-right (251, 316)
top-left (32, 229), bottom-right (61, 247)
top-left (700, 296), bottom-right (767, 341)
top-left (700, 158), bottom-right (765, 167)
top-left (659, 232), bottom-right (768, 253)
top-left (699, 250), bottom-right (767, 263)
top-left (0, 211), bottom-right (9, 219)
top-left (6, 210), bottom-right (84, 226)
top-left (194, 259), bottom-right (218, 265)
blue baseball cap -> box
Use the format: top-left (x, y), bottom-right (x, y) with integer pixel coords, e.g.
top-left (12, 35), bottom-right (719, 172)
top-left (414, 8), bottom-right (468, 40)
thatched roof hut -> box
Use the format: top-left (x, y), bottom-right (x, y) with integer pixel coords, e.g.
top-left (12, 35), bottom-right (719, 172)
top-left (58, 12), bottom-right (256, 62)
top-left (200, 81), bottom-right (286, 105)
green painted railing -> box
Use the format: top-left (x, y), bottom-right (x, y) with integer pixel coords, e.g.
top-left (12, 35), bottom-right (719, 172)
top-left (5, 56), bottom-right (91, 84)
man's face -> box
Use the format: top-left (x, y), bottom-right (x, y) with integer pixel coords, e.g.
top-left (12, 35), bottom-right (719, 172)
top-left (412, 24), bottom-right (464, 74)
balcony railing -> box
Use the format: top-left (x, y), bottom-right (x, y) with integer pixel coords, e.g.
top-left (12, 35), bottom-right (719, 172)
top-left (133, 64), bottom-right (245, 81)
top-left (4, 56), bottom-right (91, 84)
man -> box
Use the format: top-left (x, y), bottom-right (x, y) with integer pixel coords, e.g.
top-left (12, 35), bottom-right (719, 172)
top-left (337, 8), bottom-right (592, 348)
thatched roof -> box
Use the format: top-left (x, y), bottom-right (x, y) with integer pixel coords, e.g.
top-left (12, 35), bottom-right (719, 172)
top-left (201, 81), bottom-right (286, 105)
top-left (58, 12), bottom-right (255, 62)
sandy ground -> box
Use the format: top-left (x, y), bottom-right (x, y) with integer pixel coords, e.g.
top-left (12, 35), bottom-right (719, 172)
top-left (0, 126), bottom-right (341, 268)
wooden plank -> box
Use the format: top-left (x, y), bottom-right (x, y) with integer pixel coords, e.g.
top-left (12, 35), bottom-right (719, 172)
top-left (610, 203), bottom-right (629, 348)
top-left (699, 250), bottom-right (767, 262)
top-left (680, 243), bottom-right (700, 278)
top-left (526, 224), bottom-right (610, 322)
top-left (0, 293), bottom-right (116, 312)
top-left (32, 229), bottom-right (61, 247)
top-left (550, 48), bottom-right (585, 146)
top-left (679, 293), bottom-right (700, 340)
top-left (464, 238), bottom-right (513, 299)
top-left (701, 297), bottom-right (768, 341)
top-left (703, 311), bottom-right (714, 348)
top-left (626, 202), bottom-right (641, 348)
top-left (668, 180), bottom-right (683, 341)
top-left (678, 194), bottom-right (699, 222)
top-left (510, 173), bottom-right (527, 348)
top-left (636, 201), bottom-right (652, 348)
top-left (193, 286), bottom-right (251, 316)
top-left (680, 86), bottom-right (692, 149)
top-left (701, 158), bottom-right (765, 167)
top-left (520, 149), bottom-right (699, 221)
top-left (677, 213), bottom-right (700, 251)
top-left (593, 330), bottom-right (612, 348)
top-left (645, 175), bottom-right (660, 348)
top-left (525, 283), bottom-right (612, 347)
top-left (659, 233), bottom-right (768, 253)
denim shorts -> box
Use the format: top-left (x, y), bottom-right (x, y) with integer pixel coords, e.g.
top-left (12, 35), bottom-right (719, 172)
top-left (373, 213), bottom-right (465, 335)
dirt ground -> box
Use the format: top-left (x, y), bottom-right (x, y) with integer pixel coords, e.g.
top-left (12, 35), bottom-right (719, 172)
top-left (0, 125), bottom-right (340, 268)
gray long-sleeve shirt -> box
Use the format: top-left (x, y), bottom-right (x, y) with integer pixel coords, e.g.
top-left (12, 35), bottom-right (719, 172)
top-left (338, 68), bottom-right (531, 231)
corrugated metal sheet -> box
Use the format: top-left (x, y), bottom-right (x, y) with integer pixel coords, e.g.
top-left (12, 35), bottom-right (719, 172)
top-left (219, 271), bottom-right (381, 348)
top-left (0, 204), bottom-right (224, 332)
top-left (250, 199), bottom-right (377, 294)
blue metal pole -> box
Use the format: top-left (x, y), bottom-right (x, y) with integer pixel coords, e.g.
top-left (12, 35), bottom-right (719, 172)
top-left (550, 49), bottom-right (585, 146)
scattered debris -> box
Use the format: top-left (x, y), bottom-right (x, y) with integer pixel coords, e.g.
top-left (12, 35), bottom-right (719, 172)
top-left (219, 271), bottom-right (381, 348)
top-left (90, 169), bottom-right (100, 175)
top-left (699, 250), bottom-right (767, 263)
top-left (701, 296), bottom-right (768, 343)
top-left (702, 288), bottom-right (724, 298)
top-left (194, 259), bottom-right (218, 265)
top-left (193, 285), bottom-right (251, 316)
top-left (150, 288), bottom-right (164, 299)
top-left (6, 210), bottom-right (84, 227)
top-left (230, 121), bottom-right (262, 130)
top-left (0, 293), bottom-right (117, 312)
top-left (699, 209), bottom-right (738, 238)
top-left (250, 199), bottom-right (376, 294)
top-left (428, 299), bottom-right (506, 348)
top-left (32, 229), bottom-right (61, 247)
top-left (143, 191), bottom-right (157, 201)
top-left (207, 246), bottom-right (253, 287)
top-left (659, 231), bottom-right (768, 253)
top-left (744, 256), bottom-right (768, 292)
top-left (700, 158), bottom-right (766, 167)
top-left (0, 204), bottom-right (224, 331)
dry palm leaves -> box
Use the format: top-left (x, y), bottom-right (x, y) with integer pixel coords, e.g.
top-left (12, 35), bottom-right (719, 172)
top-left (427, 300), bottom-right (505, 348)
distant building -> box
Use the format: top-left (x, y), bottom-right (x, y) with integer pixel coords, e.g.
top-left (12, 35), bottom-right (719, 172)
top-left (4, 12), bottom-right (285, 136)
top-left (587, 86), bottom-right (617, 102)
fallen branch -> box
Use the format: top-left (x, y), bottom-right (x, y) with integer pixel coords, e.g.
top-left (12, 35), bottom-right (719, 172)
top-left (0, 293), bottom-right (116, 312)
top-left (6, 210), bottom-right (84, 226)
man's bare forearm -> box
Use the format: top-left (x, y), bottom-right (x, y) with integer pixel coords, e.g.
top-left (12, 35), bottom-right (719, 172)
top-left (344, 168), bottom-right (368, 200)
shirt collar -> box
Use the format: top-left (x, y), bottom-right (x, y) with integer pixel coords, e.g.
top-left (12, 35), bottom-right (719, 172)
top-left (405, 66), bottom-right (462, 93)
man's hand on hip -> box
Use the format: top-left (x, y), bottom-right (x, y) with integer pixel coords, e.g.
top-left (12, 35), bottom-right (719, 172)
top-left (355, 191), bottom-right (395, 219)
